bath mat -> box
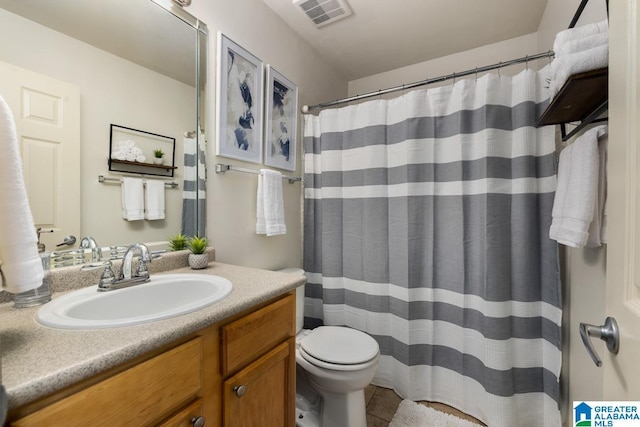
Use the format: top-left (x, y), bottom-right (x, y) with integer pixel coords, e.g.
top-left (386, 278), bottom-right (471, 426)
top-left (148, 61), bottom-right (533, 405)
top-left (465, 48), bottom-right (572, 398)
top-left (389, 400), bottom-right (480, 427)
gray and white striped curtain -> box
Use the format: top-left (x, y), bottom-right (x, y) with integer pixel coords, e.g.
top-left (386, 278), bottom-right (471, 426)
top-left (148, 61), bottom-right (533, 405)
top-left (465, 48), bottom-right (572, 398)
top-left (181, 133), bottom-right (206, 237)
top-left (303, 69), bottom-right (561, 427)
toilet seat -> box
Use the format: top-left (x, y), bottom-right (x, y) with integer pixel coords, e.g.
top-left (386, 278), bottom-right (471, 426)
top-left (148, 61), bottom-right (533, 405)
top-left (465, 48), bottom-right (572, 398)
top-left (299, 326), bottom-right (379, 371)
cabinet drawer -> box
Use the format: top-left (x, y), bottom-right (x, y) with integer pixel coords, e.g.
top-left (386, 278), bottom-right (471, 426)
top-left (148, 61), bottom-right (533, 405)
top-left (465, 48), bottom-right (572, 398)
top-left (13, 337), bottom-right (203, 427)
top-left (221, 294), bottom-right (294, 375)
top-left (157, 398), bottom-right (204, 427)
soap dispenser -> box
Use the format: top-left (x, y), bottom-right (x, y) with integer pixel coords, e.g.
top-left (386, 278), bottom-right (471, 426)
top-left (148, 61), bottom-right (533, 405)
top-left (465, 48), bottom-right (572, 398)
top-left (13, 228), bottom-right (52, 308)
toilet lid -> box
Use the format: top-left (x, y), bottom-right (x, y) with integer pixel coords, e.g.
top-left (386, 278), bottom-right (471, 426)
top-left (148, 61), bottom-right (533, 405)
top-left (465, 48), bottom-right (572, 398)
top-left (300, 326), bottom-right (379, 365)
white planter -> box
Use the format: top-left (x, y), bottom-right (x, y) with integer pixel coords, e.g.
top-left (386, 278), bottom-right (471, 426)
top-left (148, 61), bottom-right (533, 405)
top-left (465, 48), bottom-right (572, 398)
top-left (153, 157), bottom-right (164, 165)
top-left (188, 253), bottom-right (209, 269)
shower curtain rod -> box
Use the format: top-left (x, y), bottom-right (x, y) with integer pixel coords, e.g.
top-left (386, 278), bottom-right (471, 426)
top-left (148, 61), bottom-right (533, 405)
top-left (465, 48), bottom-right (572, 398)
top-left (301, 50), bottom-right (555, 113)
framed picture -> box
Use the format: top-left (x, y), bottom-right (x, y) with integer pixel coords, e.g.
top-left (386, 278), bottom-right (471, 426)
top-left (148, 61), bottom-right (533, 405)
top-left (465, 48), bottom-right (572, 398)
top-left (264, 65), bottom-right (298, 172)
top-left (216, 32), bottom-right (263, 164)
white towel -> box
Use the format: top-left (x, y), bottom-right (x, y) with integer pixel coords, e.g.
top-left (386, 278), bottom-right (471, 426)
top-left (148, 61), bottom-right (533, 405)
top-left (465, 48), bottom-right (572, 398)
top-left (145, 180), bottom-right (165, 220)
top-left (256, 169), bottom-right (286, 236)
top-left (550, 125), bottom-right (607, 248)
top-left (555, 32), bottom-right (608, 57)
top-left (121, 177), bottom-right (145, 221)
top-left (553, 19), bottom-right (608, 53)
top-left (550, 44), bottom-right (608, 97)
top-left (0, 94), bottom-right (44, 293)
top-left (587, 131), bottom-right (608, 247)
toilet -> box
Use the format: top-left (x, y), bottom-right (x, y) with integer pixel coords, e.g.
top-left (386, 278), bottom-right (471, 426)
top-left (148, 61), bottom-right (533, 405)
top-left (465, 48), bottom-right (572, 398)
top-left (278, 268), bottom-right (380, 427)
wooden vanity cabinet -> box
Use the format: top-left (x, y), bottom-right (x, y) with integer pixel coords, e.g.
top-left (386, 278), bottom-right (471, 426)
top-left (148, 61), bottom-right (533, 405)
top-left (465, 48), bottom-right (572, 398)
top-left (9, 293), bottom-right (296, 427)
top-left (220, 294), bottom-right (296, 427)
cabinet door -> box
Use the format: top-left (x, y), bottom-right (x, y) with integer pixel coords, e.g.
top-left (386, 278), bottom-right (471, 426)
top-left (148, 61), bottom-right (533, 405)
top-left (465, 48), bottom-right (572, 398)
top-left (223, 340), bottom-right (295, 427)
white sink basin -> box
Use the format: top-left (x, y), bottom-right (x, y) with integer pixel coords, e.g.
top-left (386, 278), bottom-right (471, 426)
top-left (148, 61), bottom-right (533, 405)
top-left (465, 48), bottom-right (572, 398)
top-left (37, 273), bottom-right (233, 329)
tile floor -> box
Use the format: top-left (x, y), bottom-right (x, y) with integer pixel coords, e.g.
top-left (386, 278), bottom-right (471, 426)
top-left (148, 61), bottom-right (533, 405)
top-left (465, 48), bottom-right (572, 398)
top-left (364, 385), bottom-right (486, 426)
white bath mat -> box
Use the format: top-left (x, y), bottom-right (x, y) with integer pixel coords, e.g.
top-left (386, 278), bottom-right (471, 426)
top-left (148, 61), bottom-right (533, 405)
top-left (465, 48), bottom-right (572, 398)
top-left (389, 400), bottom-right (481, 427)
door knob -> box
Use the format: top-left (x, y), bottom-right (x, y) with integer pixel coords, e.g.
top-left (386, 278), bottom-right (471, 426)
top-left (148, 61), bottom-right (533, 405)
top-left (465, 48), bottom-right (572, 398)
top-left (190, 416), bottom-right (205, 427)
top-left (579, 316), bottom-right (620, 367)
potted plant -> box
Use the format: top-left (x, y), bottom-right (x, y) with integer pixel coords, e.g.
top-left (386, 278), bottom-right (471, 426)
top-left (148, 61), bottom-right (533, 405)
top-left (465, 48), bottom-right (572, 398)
top-left (187, 235), bottom-right (209, 269)
top-left (153, 148), bottom-right (165, 165)
top-left (168, 233), bottom-right (188, 251)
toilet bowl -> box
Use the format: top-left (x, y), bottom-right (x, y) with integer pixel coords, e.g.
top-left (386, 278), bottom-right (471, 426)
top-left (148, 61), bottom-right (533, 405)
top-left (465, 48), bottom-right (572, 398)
top-left (277, 268), bottom-right (380, 427)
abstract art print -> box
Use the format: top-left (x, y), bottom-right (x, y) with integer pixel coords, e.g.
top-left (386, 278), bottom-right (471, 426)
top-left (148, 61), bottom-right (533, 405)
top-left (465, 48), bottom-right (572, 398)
top-left (264, 65), bottom-right (298, 172)
top-left (216, 32), bottom-right (263, 164)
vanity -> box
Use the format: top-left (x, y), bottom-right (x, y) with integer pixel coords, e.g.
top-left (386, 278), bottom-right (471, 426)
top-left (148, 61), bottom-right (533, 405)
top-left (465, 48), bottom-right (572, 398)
top-left (1, 261), bottom-right (304, 426)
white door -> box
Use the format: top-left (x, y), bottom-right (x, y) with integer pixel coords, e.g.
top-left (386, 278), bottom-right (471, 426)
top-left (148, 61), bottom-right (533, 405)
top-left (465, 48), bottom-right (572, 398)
top-left (602, 0), bottom-right (640, 398)
top-left (0, 60), bottom-right (81, 252)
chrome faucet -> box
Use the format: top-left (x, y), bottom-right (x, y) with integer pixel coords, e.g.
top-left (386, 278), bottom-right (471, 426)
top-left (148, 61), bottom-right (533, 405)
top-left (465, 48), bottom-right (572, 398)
top-left (97, 243), bottom-right (152, 292)
top-left (79, 236), bottom-right (101, 261)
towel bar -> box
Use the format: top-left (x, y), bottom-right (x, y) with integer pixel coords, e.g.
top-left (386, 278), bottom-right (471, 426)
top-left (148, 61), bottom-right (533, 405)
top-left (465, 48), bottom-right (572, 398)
top-left (215, 163), bottom-right (301, 184)
top-left (98, 175), bottom-right (179, 188)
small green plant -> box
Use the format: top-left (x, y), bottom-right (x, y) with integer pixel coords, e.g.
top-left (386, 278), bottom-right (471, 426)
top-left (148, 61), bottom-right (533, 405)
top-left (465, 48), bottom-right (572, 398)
top-left (154, 148), bottom-right (164, 158)
top-left (168, 233), bottom-right (188, 251)
top-left (188, 235), bottom-right (208, 254)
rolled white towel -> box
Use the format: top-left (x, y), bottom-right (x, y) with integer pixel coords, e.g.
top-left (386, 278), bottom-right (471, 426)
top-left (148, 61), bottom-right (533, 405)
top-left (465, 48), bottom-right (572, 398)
top-left (112, 150), bottom-right (127, 161)
top-left (550, 44), bottom-right (608, 97)
top-left (555, 32), bottom-right (608, 57)
top-left (125, 152), bottom-right (137, 162)
top-left (553, 19), bottom-right (608, 53)
top-left (123, 139), bottom-right (135, 149)
top-left (131, 147), bottom-right (143, 156)
top-left (135, 154), bottom-right (146, 163)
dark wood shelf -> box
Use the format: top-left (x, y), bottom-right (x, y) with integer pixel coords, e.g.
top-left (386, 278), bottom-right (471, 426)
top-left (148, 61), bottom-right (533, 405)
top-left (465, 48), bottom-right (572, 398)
top-left (109, 159), bottom-right (177, 171)
top-left (537, 67), bottom-right (608, 127)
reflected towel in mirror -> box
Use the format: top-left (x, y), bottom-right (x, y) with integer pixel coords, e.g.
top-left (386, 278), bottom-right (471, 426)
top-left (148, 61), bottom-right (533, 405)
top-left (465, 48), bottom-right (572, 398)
top-left (121, 177), bottom-right (144, 221)
top-left (145, 180), bottom-right (165, 220)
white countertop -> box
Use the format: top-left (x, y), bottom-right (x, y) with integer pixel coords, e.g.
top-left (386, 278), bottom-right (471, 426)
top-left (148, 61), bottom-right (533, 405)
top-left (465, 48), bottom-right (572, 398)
top-left (0, 262), bottom-right (305, 409)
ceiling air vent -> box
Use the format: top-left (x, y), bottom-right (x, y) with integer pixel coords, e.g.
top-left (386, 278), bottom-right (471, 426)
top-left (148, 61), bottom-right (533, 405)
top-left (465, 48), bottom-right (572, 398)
top-left (293, 0), bottom-right (353, 28)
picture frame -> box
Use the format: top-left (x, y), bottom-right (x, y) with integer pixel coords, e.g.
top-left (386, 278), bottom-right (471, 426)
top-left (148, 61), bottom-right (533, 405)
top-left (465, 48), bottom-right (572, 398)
top-left (216, 32), bottom-right (264, 164)
top-left (264, 65), bottom-right (298, 172)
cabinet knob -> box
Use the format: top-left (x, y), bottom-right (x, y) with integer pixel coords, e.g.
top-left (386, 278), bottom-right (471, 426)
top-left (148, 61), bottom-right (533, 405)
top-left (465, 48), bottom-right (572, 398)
top-left (233, 384), bottom-right (246, 398)
top-left (190, 415), bottom-right (205, 427)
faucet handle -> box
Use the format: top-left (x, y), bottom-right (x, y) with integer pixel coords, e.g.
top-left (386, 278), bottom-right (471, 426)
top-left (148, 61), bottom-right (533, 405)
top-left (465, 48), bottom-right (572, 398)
top-left (99, 261), bottom-right (115, 287)
top-left (136, 256), bottom-right (150, 278)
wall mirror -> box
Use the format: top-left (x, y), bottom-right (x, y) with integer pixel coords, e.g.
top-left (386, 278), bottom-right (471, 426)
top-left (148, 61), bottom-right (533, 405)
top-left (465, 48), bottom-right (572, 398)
top-left (0, 0), bottom-right (207, 266)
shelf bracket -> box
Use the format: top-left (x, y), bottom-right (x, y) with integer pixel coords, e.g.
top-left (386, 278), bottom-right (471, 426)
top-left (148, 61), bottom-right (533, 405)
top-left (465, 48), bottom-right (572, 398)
top-left (560, 99), bottom-right (608, 142)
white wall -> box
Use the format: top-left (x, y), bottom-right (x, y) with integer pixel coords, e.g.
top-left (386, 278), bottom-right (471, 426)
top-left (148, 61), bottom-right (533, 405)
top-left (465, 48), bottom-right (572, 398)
top-left (0, 8), bottom-right (194, 248)
top-left (187, 0), bottom-right (348, 270)
top-left (348, 33), bottom-right (539, 97)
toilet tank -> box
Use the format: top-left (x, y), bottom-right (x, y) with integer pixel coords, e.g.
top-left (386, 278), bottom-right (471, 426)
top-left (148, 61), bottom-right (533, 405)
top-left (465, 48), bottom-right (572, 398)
top-left (277, 268), bottom-right (305, 334)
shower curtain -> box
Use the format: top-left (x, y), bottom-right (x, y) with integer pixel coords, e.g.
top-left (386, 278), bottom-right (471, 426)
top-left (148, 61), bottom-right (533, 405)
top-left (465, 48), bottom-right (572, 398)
top-left (181, 133), bottom-right (207, 237)
top-left (303, 69), bottom-right (560, 427)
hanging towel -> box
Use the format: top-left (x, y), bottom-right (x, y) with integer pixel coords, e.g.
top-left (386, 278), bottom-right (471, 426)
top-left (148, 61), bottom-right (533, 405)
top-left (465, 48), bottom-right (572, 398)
top-left (555, 32), bottom-right (608, 57)
top-left (0, 94), bottom-right (44, 293)
top-left (550, 125), bottom-right (607, 247)
top-left (121, 177), bottom-right (145, 221)
top-left (256, 169), bottom-right (286, 236)
top-left (145, 180), bottom-right (165, 220)
top-left (586, 131), bottom-right (608, 247)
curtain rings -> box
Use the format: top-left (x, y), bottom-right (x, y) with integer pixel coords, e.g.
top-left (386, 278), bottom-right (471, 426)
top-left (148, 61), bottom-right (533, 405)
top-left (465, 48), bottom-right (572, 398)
top-left (498, 61), bottom-right (502, 77)
top-left (475, 67), bottom-right (479, 81)
top-left (452, 72), bottom-right (456, 85)
top-left (525, 55), bottom-right (529, 70)
top-left (378, 89), bottom-right (382, 101)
